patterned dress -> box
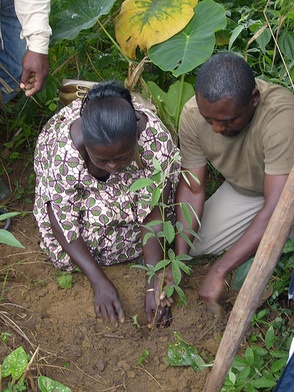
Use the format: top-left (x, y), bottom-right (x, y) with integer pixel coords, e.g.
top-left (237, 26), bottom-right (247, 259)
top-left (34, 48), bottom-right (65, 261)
top-left (34, 99), bottom-right (180, 271)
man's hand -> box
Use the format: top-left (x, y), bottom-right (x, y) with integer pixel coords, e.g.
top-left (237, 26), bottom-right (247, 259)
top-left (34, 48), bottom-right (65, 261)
top-left (20, 50), bottom-right (49, 96)
top-left (199, 267), bottom-right (225, 317)
top-left (93, 277), bottom-right (125, 328)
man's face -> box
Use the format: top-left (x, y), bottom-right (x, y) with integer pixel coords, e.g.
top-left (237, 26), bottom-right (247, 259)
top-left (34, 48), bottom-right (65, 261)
top-left (196, 90), bottom-right (259, 137)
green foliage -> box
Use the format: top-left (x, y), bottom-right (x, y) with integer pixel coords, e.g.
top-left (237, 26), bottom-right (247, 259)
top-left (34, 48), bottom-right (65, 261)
top-left (148, 0), bottom-right (227, 77)
top-left (222, 239), bottom-right (293, 391)
top-left (38, 376), bottom-right (72, 392)
top-left (0, 213), bottom-right (25, 248)
top-left (1, 346), bottom-right (28, 381)
top-left (130, 153), bottom-right (199, 308)
top-left (57, 272), bottom-right (73, 289)
top-left (1, 346), bottom-right (72, 392)
top-left (137, 349), bottom-right (149, 365)
top-left (167, 332), bottom-right (208, 371)
top-left (50, 0), bottom-right (117, 45)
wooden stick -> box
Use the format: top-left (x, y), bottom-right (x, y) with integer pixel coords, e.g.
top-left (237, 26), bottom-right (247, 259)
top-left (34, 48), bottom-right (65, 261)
top-left (203, 165), bottom-right (294, 392)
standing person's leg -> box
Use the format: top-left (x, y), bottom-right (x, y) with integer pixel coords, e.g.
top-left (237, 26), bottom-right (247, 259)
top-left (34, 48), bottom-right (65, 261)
top-left (0, 0), bottom-right (26, 103)
top-left (190, 182), bottom-right (265, 256)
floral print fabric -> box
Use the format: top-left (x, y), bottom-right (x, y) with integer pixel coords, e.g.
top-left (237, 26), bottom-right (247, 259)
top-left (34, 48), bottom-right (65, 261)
top-left (34, 100), bottom-right (180, 271)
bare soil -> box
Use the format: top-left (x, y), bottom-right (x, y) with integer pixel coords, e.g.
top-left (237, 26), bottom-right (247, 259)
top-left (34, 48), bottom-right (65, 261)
top-left (0, 161), bottom-right (240, 392)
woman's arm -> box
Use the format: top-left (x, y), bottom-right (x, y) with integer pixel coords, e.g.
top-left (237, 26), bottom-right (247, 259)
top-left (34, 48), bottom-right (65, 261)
top-left (47, 202), bottom-right (125, 326)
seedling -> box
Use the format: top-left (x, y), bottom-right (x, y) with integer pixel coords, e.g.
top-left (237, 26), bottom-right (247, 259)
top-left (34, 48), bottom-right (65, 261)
top-left (137, 349), bottom-right (149, 365)
top-left (130, 153), bottom-right (200, 328)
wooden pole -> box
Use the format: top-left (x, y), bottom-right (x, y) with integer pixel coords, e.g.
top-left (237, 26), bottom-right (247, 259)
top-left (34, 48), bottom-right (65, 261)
top-left (203, 165), bottom-right (294, 392)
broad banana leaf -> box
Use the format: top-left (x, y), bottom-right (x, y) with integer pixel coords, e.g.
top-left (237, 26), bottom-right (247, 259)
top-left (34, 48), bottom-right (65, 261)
top-left (148, 0), bottom-right (227, 77)
top-left (115, 0), bottom-right (198, 59)
top-left (50, 0), bottom-right (117, 45)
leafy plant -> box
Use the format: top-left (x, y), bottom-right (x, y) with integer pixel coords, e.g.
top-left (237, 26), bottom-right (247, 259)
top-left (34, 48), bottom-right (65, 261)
top-left (222, 239), bottom-right (294, 391)
top-left (137, 349), bottom-right (149, 365)
top-left (167, 332), bottom-right (208, 371)
top-left (1, 346), bottom-right (72, 392)
top-left (130, 153), bottom-right (200, 327)
top-left (0, 212), bottom-right (24, 248)
top-left (56, 272), bottom-right (73, 289)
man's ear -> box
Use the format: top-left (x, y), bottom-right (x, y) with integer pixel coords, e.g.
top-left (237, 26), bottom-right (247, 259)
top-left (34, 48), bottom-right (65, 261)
top-left (251, 88), bottom-right (260, 108)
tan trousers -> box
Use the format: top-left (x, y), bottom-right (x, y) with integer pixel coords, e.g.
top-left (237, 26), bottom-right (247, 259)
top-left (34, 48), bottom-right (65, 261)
top-left (191, 182), bottom-right (265, 256)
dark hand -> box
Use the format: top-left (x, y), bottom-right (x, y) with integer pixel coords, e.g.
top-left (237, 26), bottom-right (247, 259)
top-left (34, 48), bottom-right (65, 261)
top-left (199, 268), bottom-right (225, 317)
top-left (145, 271), bottom-right (174, 329)
top-left (20, 50), bottom-right (49, 96)
top-left (93, 277), bottom-right (125, 327)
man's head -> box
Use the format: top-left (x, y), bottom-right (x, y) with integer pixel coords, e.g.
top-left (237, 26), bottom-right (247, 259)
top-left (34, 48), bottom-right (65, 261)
top-left (195, 53), bottom-right (260, 137)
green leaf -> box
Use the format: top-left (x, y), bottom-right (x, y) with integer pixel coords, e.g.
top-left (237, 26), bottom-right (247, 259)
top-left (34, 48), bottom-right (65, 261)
top-left (165, 285), bottom-right (174, 297)
top-left (148, 0), bottom-right (227, 77)
top-left (1, 346), bottom-right (28, 380)
top-left (244, 347), bottom-right (254, 366)
top-left (145, 220), bottom-right (163, 227)
top-left (179, 231), bottom-right (195, 250)
top-left (174, 285), bottom-right (187, 303)
top-left (0, 212), bottom-right (21, 221)
top-left (142, 232), bottom-right (156, 245)
top-left (270, 357), bottom-right (287, 373)
top-left (168, 248), bottom-right (176, 261)
top-left (57, 274), bottom-right (73, 289)
top-left (172, 263), bottom-right (182, 285)
top-left (163, 221), bottom-right (175, 244)
top-left (50, 0), bottom-right (117, 45)
top-left (256, 27), bottom-right (271, 54)
top-left (130, 178), bottom-right (154, 191)
top-left (181, 203), bottom-right (192, 226)
top-left (264, 325), bottom-right (275, 349)
top-left (228, 24), bottom-right (245, 51)
top-left (176, 254), bottom-right (193, 261)
top-left (168, 332), bottom-right (206, 371)
top-left (278, 31), bottom-right (294, 60)
top-left (251, 378), bottom-right (276, 388)
top-left (282, 239), bottom-right (294, 254)
top-left (0, 229), bottom-right (25, 248)
top-left (154, 259), bottom-right (171, 271)
top-left (147, 80), bottom-right (194, 125)
top-left (177, 261), bottom-right (192, 275)
top-left (151, 187), bottom-right (161, 207)
top-left (152, 157), bottom-right (162, 172)
top-left (38, 375), bottom-right (72, 392)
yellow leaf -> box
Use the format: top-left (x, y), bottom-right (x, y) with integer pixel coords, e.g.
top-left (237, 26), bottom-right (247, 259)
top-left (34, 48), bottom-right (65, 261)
top-left (115, 0), bottom-right (198, 59)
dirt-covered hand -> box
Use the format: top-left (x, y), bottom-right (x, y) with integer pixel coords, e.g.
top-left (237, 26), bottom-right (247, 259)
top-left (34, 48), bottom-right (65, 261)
top-left (93, 277), bottom-right (125, 327)
top-left (145, 271), bottom-right (174, 329)
top-left (199, 267), bottom-right (225, 317)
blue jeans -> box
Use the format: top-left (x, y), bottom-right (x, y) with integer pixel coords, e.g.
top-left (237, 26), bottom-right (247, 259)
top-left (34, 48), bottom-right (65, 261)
top-left (0, 0), bottom-right (26, 103)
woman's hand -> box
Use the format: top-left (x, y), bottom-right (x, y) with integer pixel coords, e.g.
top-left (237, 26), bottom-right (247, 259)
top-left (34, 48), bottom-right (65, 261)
top-left (145, 270), bottom-right (174, 329)
top-left (93, 276), bottom-right (125, 327)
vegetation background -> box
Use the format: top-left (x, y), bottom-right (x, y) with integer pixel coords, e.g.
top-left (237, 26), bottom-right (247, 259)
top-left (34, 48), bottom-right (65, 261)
top-left (0, 0), bottom-right (293, 391)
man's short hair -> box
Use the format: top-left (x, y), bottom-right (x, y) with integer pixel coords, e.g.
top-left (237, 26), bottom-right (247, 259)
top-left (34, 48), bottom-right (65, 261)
top-left (195, 53), bottom-right (256, 104)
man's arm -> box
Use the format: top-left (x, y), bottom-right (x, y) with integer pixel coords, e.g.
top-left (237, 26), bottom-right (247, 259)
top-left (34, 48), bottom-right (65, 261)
top-left (199, 173), bottom-right (289, 310)
top-left (14, 0), bottom-right (51, 95)
top-left (175, 165), bottom-right (207, 256)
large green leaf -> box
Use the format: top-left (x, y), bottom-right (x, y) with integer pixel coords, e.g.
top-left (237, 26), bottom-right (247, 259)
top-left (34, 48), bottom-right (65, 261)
top-left (115, 0), bottom-right (198, 59)
top-left (168, 332), bottom-right (206, 371)
top-left (148, 0), bottom-right (227, 77)
top-left (50, 0), bottom-right (117, 45)
top-left (1, 346), bottom-right (28, 380)
top-left (147, 80), bottom-right (194, 127)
